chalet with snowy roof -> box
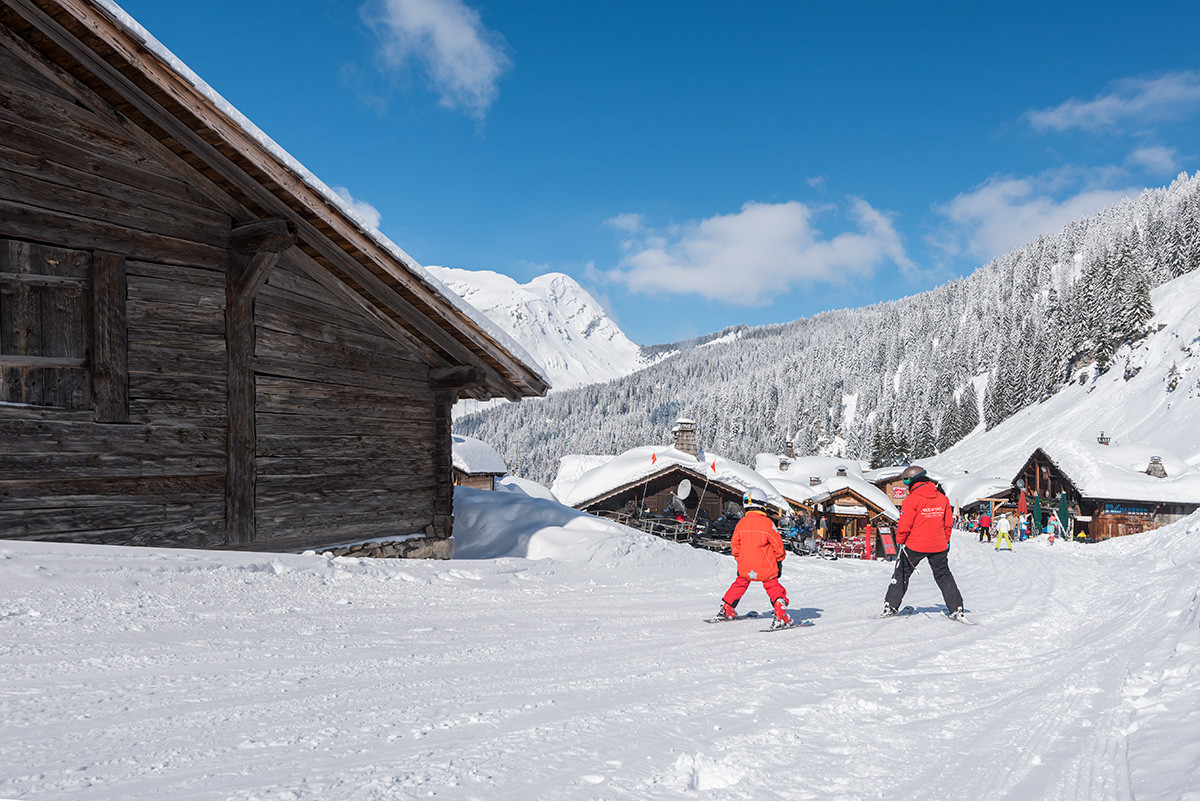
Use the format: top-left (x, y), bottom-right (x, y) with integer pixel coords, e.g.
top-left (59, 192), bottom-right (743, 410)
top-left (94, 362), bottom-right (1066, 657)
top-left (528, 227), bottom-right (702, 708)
top-left (556, 419), bottom-right (788, 520)
top-left (757, 455), bottom-right (899, 543)
top-left (0, 0), bottom-right (548, 556)
top-left (452, 435), bottom-right (507, 491)
top-left (1012, 444), bottom-right (1200, 540)
top-left (863, 465), bottom-right (911, 506)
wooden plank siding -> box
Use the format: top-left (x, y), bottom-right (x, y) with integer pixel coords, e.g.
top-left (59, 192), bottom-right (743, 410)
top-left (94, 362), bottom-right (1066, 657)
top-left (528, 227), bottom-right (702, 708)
top-left (0, 24), bottom-right (233, 547)
top-left (251, 260), bottom-right (443, 546)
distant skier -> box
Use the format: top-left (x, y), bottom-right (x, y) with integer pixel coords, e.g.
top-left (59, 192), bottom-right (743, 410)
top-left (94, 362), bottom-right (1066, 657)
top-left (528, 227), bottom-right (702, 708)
top-left (716, 488), bottom-right (792, 629)
top-left (882, 466), bottom-right (966, 620)
top-left (995, 514), bottom-right (1013, 551)
top-left (1045, 513), bottom-right (1061, 545)
top-left (978, 511), bottom-right (992, 543)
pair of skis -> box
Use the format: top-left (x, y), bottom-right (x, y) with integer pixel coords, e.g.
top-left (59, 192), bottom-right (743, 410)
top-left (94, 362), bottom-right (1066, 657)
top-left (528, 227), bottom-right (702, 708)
top-left (884, 605), bottom-right (976, 625)
top-left (703, 610), bottom-right (815, 632)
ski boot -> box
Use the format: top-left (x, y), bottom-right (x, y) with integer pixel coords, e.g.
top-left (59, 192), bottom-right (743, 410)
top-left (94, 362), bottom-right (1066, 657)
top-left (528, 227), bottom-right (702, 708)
top-left (947, 606), bottom-right (969, 623)
top-left (715, 601), bottom-right (738, 621)
top-left (879, 603), bottom-right (899, 618)
top-left (770, 597), bottom-right (792, 629)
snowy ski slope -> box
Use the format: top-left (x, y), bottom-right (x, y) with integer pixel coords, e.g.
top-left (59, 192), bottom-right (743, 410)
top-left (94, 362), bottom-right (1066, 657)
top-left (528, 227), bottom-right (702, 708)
top-left (1, 489), bottom-right (1198, 800)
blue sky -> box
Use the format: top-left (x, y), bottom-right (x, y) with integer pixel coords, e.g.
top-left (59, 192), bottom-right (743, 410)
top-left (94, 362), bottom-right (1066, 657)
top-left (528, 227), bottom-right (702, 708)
top-left (116, 0), bottom-right (1200, 344)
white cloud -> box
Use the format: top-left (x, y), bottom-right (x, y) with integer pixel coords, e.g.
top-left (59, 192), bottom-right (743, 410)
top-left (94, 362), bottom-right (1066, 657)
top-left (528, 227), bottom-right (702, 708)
top-left (603, 200), bottom-right (912, 306)
top-left (1027, 72), bottom-right (1200, 133)
top-left (1126, 145), bottom-right (1179, 174)
top-left (332, 186), bottom-right (383, 229)
top-left (930, 168), bottom-right (1140, 263)
top-left (365, 0), bottom-right (511, 119)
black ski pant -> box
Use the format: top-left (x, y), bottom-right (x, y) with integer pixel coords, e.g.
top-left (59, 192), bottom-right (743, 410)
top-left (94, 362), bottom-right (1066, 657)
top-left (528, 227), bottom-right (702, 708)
top-left (885, 547), bottom-right (963, 614)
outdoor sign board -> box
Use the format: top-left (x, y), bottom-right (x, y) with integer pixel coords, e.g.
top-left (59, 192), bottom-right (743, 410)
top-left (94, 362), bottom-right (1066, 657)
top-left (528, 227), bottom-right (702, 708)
top-left (1102, 503), bottom-right (1152, 517)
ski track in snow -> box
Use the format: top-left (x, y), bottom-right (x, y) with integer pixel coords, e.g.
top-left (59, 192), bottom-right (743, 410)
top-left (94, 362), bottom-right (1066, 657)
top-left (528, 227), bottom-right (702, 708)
top-left (2, 525), bottom-right (1200, 800)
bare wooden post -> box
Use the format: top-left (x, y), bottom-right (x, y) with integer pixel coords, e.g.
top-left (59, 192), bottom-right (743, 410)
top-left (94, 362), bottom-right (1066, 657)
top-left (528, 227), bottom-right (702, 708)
top-left (225, 219), bottom-right (294, 545)
top-left (428, 366), bottom-right (485, 542)
top-left (91, 251), bottom-right (128, 423)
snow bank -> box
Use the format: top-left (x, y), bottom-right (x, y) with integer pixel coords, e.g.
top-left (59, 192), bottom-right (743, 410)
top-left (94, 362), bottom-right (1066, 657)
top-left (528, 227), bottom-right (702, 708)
top-left (452, 487), bottom-right (724, 574)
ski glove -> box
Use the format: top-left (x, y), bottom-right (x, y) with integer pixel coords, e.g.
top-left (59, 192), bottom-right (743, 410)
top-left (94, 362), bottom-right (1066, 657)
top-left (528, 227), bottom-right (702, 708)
top-left (777, 560), bottom-right (783, 577)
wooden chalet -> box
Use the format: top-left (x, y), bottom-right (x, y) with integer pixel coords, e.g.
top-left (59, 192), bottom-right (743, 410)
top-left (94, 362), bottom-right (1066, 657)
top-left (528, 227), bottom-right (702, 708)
top-left (864, 465), bottom-right (909, 507)
top-left (1013, 448), bottom-right (1200, 540)
top-left (0, 0), bottom-right (548, 555)
top-left (451, 435), bottom-right (506, 491)
top-left (574, 462), bottom-right (748, 521)
top-left (811, 483), bottom-right (898, 542)
top-left (559, 420), bottom-right (790, 521)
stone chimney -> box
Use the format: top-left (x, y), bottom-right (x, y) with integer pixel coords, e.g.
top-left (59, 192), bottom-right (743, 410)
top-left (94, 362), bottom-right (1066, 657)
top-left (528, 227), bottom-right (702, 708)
top-left (779, 459), bottom-right (790, 472)
top-left (671, 418), bottom-right (699, 458)
top-left (785, 440), bottom-right (795, 459)
top-left (1146, 456), bottom-right (1167, 478)
top-left (836, 466), bottom-right (848, 477)
top-left (809, 476), bottom-right (821, 487)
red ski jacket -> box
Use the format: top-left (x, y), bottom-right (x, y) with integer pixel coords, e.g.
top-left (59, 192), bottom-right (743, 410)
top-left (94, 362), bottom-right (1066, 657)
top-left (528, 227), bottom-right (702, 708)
top-left (731, 510), bottom-right (786, 581)
top-left (896, 481), bottom-right (953, 553)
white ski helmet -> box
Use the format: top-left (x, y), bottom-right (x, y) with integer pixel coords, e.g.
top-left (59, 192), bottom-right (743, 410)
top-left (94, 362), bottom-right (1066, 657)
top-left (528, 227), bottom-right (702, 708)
top-left (742, 488), bottom-right (767, 511)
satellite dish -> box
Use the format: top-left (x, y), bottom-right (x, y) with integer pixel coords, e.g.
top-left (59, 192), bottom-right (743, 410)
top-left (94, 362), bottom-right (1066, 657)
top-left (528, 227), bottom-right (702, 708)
top-left (677, 479), bottom-right (693, 499)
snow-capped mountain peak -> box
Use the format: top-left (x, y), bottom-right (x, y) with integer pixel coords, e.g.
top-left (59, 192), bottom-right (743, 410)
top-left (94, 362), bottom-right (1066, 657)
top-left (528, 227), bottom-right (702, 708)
top-left (427, 266), bottom-right (650, 404)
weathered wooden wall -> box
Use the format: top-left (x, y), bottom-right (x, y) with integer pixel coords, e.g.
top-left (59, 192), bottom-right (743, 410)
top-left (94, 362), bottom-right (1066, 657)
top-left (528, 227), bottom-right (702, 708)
top-left (453, 472), bottom-right (497, 491)
top-left (0, 21), bottom-right (450, 551)
top-left (0, 24), bottom-right (230, 546)
top-left (252, 259), bottom-right (441, 549)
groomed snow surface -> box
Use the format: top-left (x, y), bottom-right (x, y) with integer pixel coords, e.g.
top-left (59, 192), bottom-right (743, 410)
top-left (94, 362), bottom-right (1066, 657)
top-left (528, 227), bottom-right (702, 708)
top-left (3, 488), bottom-right (1199, 800)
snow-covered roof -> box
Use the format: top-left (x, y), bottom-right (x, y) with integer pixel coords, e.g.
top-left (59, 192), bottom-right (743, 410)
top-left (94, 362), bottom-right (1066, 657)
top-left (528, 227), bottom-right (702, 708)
top-left (559, 446), bottom-right (789, 511)
top-left (862, 465), bottom-right (908, 484)
top-left (451, 435), bottom-right (507, 475)
top-left (937, 474), bottom-right (1015, 510)
top-left (80, 0), bottom-right (548, 398)
top-left (550, 455), bottom-right (616, 500)
top-left (494, 475), bottom-right (557, 501)
top-left (754, 454), bottom-right (899, 521)
top-left (1030, 442), bottom-right (1200, 505)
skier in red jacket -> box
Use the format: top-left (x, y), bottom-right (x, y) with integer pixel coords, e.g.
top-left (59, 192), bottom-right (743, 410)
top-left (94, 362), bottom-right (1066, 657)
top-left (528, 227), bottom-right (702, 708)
top-left (716, 488), bottom-right (792, 628)
top-left (882, 466), bottom-right (966, 620)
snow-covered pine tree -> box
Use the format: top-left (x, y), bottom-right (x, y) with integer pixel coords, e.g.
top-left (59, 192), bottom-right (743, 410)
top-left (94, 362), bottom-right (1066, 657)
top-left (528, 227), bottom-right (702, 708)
top-left (913, 411), bottom-right (935, 459)
top-left (959, 382), bottom-right (980, 437)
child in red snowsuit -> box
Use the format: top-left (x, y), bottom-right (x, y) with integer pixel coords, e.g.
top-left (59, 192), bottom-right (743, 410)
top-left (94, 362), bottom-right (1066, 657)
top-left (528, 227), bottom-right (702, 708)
top-left (717, 489), bottom-right (791, 627)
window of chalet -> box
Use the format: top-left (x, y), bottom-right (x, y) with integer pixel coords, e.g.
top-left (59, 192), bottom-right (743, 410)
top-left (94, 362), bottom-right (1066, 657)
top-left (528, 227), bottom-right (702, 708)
top-left (0, 239), bottom-right (127, 421)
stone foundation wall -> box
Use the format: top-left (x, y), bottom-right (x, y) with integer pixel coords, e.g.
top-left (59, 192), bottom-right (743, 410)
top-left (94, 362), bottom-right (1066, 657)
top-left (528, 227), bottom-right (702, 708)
top-left (316, 534), bottom-right (455, 560)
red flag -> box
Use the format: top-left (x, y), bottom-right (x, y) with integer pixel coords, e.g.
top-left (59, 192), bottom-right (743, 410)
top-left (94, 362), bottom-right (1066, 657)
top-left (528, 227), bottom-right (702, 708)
top-left (710, 461), bottom-right (717, 472)
top-left (651, 453), bottom-right (657, 465)
top-left (1017, 490), bottom-right (1027, 516)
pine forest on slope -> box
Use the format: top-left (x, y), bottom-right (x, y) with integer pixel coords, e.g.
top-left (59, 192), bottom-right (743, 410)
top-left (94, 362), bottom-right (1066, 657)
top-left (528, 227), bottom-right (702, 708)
top-left (456, 173), bottom-right (1200, 487)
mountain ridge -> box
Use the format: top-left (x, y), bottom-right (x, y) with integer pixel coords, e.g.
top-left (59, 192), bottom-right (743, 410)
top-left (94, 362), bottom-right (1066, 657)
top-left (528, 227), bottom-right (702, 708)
top-left (456, 172), bottom-right (1200, 486)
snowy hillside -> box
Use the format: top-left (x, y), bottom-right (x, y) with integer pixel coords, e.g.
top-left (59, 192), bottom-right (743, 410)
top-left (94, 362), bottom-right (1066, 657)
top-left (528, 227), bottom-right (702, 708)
top-left (929, 265), bottom-right (1200, 480)
top-left (2, 489), bottom-right (1199, 799)
top-left (457, 172), bottom-right (1200, 484)
top-left (427, 267), bottom-right (652, 413)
